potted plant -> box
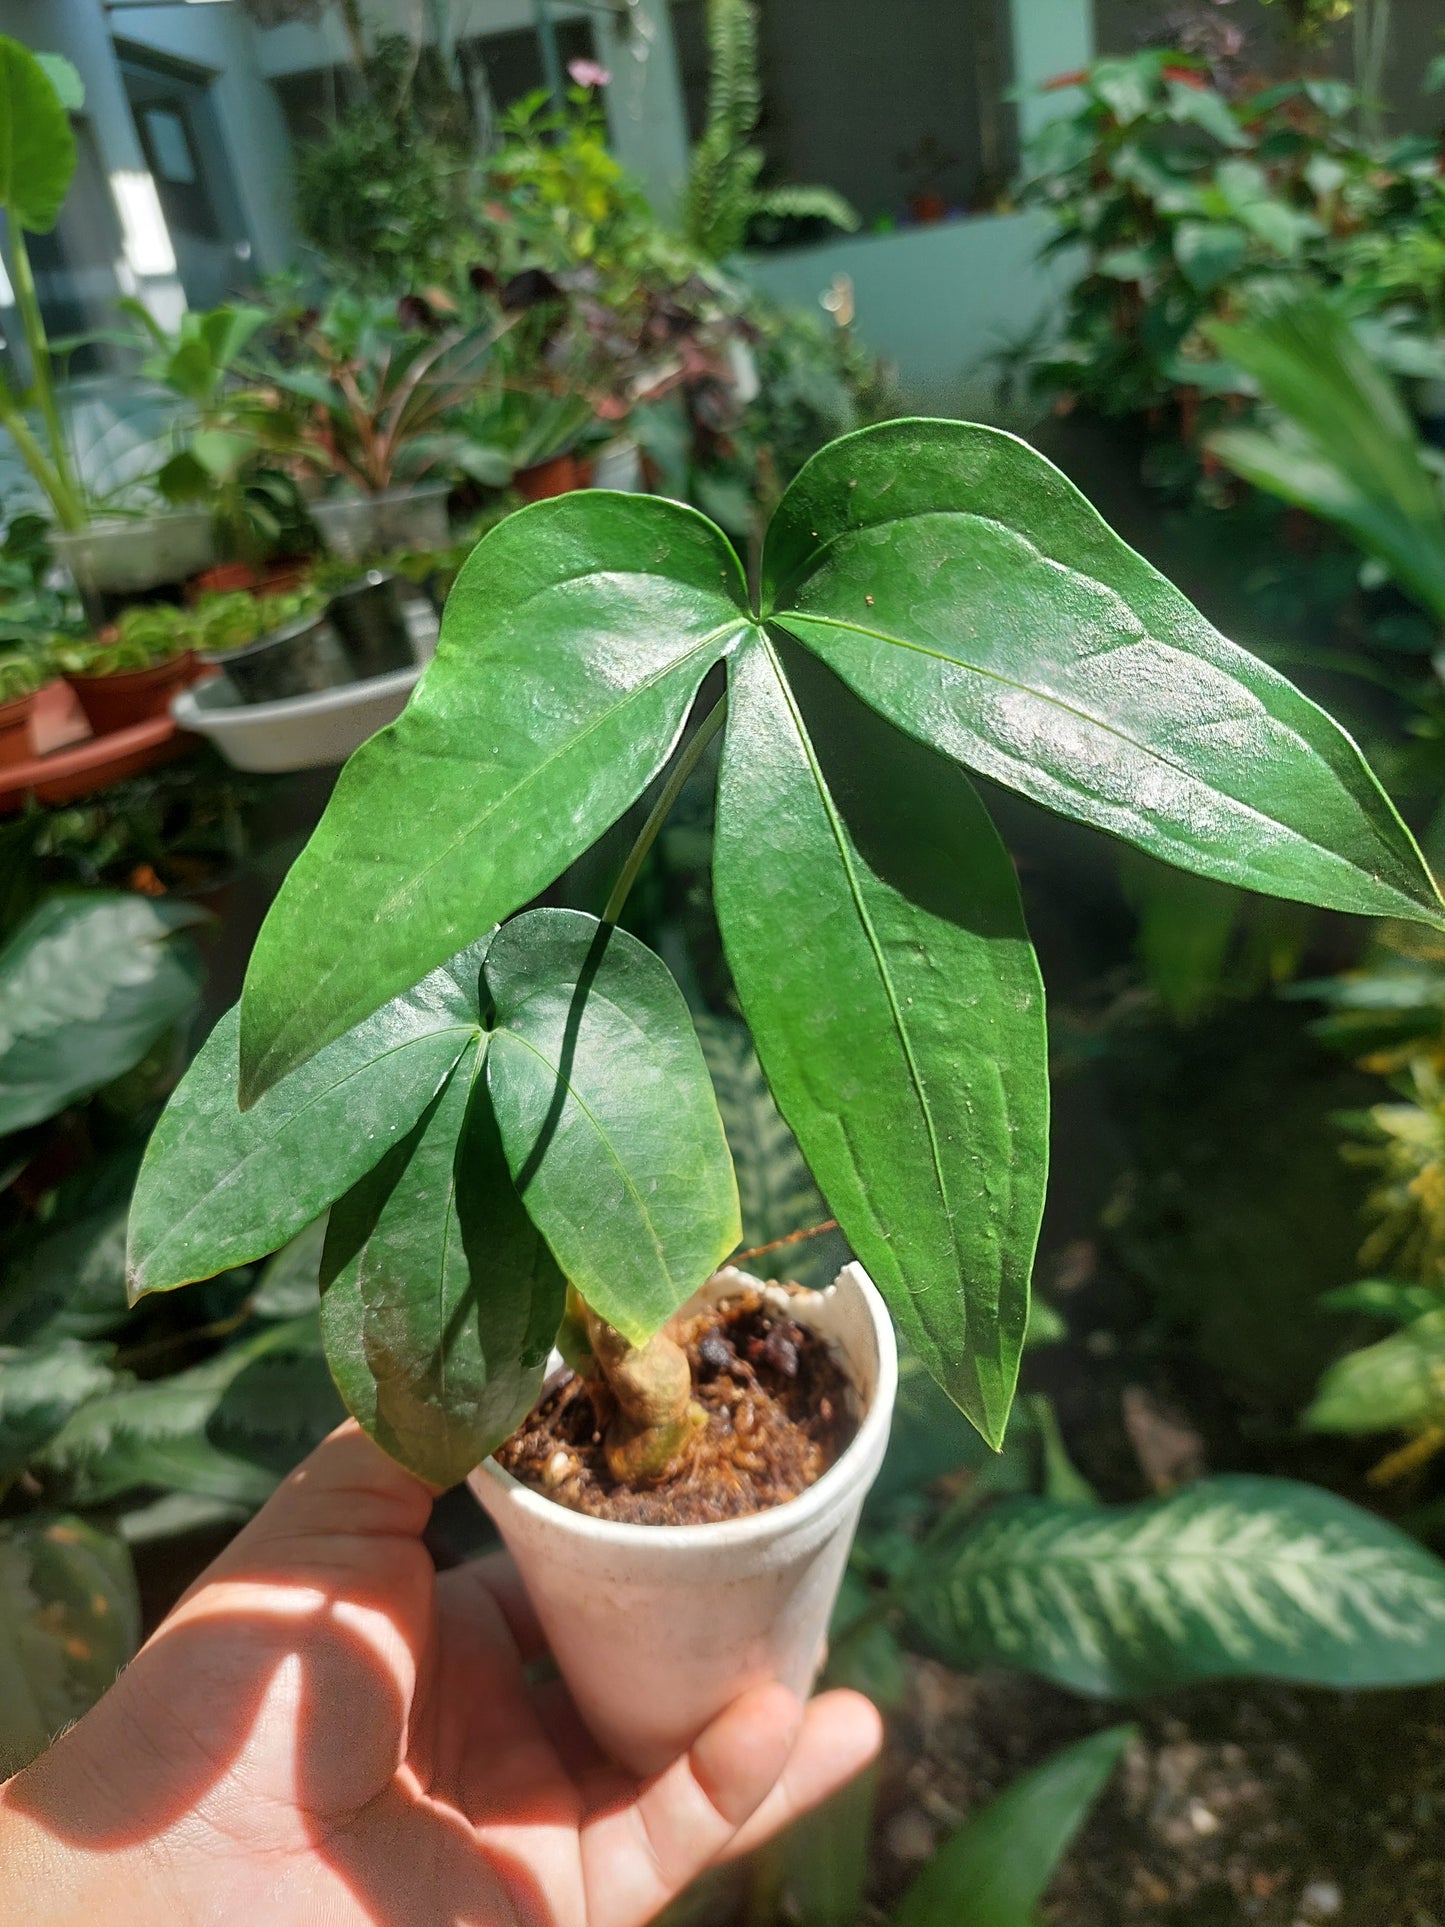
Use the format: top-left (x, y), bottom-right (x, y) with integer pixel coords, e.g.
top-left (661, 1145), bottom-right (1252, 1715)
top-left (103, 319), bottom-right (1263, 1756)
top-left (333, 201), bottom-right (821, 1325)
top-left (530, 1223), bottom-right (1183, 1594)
top-left (0, 42), bottom-right (222, 623)
top-left (118, 296), bottom-right (310, 596)
top-left (0, 648), bottom-right (46, 767)
top-left (256, 292), bottom-right (496, 560)
top-left (125, 419), bottom-right (1445, 1774)
top-left (188, 587), bottom-right (353, 705)
top-left (53, 603), bottom-right (204, 735)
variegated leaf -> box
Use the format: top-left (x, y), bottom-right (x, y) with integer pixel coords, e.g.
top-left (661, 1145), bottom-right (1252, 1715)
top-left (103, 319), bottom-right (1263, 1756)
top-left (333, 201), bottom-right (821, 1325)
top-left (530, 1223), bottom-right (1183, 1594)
top-left (903, 1475), bottom-right (1445, 1694)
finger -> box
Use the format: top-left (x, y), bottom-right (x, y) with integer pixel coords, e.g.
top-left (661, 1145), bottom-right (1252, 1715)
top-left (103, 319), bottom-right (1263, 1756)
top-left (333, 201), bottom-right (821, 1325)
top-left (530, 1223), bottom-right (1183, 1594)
top-left (155, 1422), bottom-right (435, 1644)
top-left (437, 1552), bottom-right (549, 1665)
top-left (581, 1681), bottom-right (804, 1927)
top-left (716, 1689), bottom-right (883, 1861)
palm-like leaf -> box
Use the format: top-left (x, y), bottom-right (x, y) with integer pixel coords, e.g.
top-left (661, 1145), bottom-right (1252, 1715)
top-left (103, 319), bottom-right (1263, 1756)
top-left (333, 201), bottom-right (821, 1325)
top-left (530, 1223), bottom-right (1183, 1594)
top-left (1208, 294), bottom-right (1445, 623)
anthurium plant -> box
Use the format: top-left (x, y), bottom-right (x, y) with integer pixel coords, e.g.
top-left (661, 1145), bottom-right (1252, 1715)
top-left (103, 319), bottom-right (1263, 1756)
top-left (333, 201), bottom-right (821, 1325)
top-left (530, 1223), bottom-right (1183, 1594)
top-left (127, 419), bottom-right (1445, 1487)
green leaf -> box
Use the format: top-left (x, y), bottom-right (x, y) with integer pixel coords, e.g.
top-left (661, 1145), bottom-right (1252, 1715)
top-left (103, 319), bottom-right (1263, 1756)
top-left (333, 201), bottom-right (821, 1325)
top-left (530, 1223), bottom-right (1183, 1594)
top-left (1208, 295), bottom-right (1445, 625)
top-left (763, 420), bottom-right (1444, 931)
top-left (0, 1338), bottom-right (117, 1484)
top-left (485, 908), bottom-right (740, 1343)
top-left (1318, 1279), bottom-right (1440, 1325)
top-left (321, 1041), bottom-right (566, 1485)
top-left (37, 1316), bottom-right (335, 1507)
top-left (1304, 1309), bottom-right (1445, 1436)
top-left (0, 1514), bottom-right (139, 1778)
top-left (0, 894), bottom-right (204, 1136)
top-left (1165, 79), bottom-right (1248, 148)
top-left (0, 1201), bottom-right (131, 1346)
top-left (892, 1725), bottom-right (1134, 1927)
top-left (0, 36), bottom-right (77, 232)
top-left (778, 1761), bottom-right (879, 1927)
top-left (33, 54), bottom-right (83, 115)
top-left (239, 492), bottom-right (753, 1103)
top-left (250, 1217), bottom-right (330, 1320)
top-left (693, 1012), bottom-right (846, 1292)
top-left (715, 637), bottom-right (1048, 1445)
top-left (1173, 218), bottom-right (1248, 293)
top-left (903, 1476), bottom-right (1445, 1694)
top-left (128, 955), bottom-right (482, 1298)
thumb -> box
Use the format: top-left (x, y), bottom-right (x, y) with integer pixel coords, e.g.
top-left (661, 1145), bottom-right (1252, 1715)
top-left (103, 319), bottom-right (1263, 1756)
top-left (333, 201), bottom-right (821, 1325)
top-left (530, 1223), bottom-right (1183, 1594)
top-left (167, 1419), bottom-right (435, 1623)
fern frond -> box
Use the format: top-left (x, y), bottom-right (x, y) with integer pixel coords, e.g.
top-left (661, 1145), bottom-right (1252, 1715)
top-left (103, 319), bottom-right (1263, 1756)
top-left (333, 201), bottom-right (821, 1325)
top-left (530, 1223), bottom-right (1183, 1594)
top-left (754, 184), bottom-right (860, 233)
top-left (703, 0), bottom-right (761, 153)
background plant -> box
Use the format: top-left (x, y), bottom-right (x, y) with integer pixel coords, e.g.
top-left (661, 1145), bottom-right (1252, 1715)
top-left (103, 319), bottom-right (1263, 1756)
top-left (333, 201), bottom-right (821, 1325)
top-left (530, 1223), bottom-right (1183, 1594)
top-left (680, 0), bottom-right (858, 259)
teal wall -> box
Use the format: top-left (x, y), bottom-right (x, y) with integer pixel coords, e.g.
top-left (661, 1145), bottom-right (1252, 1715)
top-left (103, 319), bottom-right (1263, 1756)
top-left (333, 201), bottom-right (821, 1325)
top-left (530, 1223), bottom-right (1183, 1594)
top-left (744, 210), bottom-right (1079, 418)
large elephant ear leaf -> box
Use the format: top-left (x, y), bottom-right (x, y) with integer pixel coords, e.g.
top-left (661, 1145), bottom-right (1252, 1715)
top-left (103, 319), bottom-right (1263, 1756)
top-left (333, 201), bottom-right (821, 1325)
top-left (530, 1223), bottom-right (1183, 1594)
top-left (715, 637), bottom-right (1048, 1447)
top-left (0, 36), bottom-right (77, 233)
top-left (321, 1042), bottom-right (565, 1486)
top-left (484, 908), bottom-right (741, 1343)
top-left (240, 492), bottom-right (754, 1104)
top-left (763, 418), bottom-right (1444, 930)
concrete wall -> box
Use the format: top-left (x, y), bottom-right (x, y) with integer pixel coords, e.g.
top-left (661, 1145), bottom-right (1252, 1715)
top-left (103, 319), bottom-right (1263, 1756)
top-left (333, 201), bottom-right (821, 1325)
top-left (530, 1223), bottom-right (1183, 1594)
top-left (744, 210), bottom-right (1079, 416)
top-left (107, 3), bottom-right (296, 273)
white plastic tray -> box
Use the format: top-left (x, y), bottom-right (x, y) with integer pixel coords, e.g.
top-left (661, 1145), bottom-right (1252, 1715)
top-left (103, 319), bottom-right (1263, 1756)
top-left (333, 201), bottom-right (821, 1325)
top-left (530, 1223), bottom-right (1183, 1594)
top-left (172, 663), bottom-right (421, 772)
top-left (172, 594), bottom-right (436, 772)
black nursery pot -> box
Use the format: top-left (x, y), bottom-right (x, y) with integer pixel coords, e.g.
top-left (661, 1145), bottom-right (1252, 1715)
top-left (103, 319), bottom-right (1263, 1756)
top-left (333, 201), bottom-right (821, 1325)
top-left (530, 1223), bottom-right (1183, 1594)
top-left (326, 572), bottom-right (415, 680)
top-left (210, 615), bottom-right (354, 705)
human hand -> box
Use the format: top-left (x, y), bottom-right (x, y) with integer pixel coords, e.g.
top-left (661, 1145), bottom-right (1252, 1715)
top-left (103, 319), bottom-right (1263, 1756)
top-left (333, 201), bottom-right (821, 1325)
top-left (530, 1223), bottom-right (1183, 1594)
top-left (0, 1422), bottom-right (882, 1926)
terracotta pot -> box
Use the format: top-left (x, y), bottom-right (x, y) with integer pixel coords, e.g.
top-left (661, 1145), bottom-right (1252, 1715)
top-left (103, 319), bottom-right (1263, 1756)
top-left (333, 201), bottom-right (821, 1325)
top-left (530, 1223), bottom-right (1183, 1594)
top-left (0, 690), bottom-right (37, 768)
top-left (188, 561), bottom-right (261, 601)
top-left (468, 1262), bottom-right (897, 1777)
top-left (514, 453), bottom-right (591, 503)
top-left (65, 652), bottom-right (201, 736)
top-left (259, 561), bottom-right (313, 598)
top-left (907, 191), bottom-right (949, 224)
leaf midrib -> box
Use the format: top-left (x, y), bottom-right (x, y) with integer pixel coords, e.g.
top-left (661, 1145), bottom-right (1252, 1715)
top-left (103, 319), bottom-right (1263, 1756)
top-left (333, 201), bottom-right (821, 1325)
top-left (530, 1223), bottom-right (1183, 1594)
top-left (779, 608), bottom-right (1422, 906)
top-left (137, 1022), bottom-right (478, 1287)
top-left (756, 633), bottom-right (962, 1291)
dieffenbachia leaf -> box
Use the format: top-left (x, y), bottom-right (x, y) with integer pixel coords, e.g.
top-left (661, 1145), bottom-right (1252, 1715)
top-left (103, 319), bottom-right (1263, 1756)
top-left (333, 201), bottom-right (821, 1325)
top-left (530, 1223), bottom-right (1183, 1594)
top-left (903, 1475), bottom-right (1445, 1694)
top-left (715, 639), bottom-right (1048, 1445)
top-left (0, 894), bottom-right (205, 1136)
top-left (892, 1724), bottom-right (1134, 1927)
top-left (485, 908), bottom-right (740, 1343)
top-left (127, 957), bottom-right (481, 1297)
top-left (321, 1041), bottom-right (566, 1486)
top-left (763, 419), bottom-right (1444, 930)
top-left (0, 36), bottom-right (77, 234)
top-left (0, 1513), bottom-right (139, 1778)
top-left (239, 493), bottom-right (755, 1103)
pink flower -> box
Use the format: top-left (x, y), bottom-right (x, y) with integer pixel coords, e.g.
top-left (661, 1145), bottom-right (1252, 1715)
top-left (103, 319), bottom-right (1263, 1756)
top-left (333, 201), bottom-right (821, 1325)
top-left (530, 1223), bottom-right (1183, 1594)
top-left (568, 58), bottom-right (612, 88)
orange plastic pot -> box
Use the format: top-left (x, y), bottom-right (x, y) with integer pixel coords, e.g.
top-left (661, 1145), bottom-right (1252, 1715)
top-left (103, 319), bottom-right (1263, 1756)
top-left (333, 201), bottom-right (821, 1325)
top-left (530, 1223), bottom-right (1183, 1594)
top-left (514, 453), bottom-right (592, 503)
top-left (65, 652), bottom-right (201, 736)
top-left (0, 690), bottom-right (37, 768)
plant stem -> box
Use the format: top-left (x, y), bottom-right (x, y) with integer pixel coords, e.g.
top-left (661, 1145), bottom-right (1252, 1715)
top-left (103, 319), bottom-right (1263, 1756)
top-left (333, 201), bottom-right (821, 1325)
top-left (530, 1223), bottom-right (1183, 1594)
top-left (9, 225), bottom-right (84, 528)
top-left (0, 373), bottom-right (74, 525)
top-left (602, 694), bottom-right (727, 926)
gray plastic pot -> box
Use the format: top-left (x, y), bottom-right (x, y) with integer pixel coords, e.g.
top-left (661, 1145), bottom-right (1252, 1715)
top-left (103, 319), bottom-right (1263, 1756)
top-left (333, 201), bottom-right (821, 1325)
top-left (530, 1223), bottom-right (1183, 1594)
top-left (467, 1263), bottom-right (897, 1777)
top-left (310, 484), bottom-right (450, 562)
top-left (205, 614), bottom-right (353, 705)
top-left (327, 571), bottom-right (415, 679)
top-left (51, 512), bottom-right (216, 625)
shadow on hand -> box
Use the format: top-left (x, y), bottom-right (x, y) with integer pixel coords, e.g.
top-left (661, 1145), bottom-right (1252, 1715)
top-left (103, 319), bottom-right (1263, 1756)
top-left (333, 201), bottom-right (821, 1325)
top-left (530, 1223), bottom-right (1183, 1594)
top-left (7, 1563), bottom-right (566, 1927)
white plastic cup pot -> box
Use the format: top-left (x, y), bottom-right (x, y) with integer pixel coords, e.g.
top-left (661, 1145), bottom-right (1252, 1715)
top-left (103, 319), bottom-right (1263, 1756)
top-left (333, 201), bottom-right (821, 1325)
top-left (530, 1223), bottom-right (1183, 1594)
top-left (467, 1261), bottom-right (898, 1777)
